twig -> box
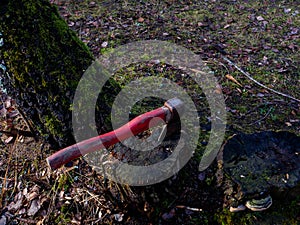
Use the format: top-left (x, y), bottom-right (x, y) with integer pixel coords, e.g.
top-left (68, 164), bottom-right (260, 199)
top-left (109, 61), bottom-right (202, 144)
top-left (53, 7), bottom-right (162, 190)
top-left (0, 177), bottom-right (14, 181)
top-left (249, 106), bottom-right (273, 125)
top-left (5, 212), bottom-right (37, 224)
top-left (0, 129), bottom-right (34, 137)
top-left (176, 205), bottom-right (203, 212)
top-left (15, 108), bottom-right (38, 140)
top-left (222, 56), bottom-right (300, 103)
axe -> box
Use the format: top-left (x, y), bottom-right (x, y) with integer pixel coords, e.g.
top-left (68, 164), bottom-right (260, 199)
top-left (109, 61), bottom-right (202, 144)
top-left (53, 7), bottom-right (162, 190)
top-left (46, 98), bottom-right (183, 170)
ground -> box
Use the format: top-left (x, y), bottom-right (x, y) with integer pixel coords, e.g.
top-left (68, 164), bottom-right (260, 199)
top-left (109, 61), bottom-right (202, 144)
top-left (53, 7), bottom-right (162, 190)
top-left (0, 0), bottom-right (299, 224)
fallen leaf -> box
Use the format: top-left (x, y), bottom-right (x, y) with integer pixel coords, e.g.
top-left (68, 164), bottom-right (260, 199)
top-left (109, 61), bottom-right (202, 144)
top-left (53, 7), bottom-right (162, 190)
top-left (23, 187), bottom-right (28, 196)
top-left (198, 172), bottom-right (206, 181)
top-left (113, 213), bottom-right (124, 222)
top-left (18, 208), bottom-right (26, 214)
top-left (285, 122), bottom-right (292, 127)
top-left (5, 98), bottom-right (11, 108)
top-left (256, 16), bottom-right (265, 21)
top-left (71, 218), bottom-right (81, 225)
top-left (137, 17), bottom-right (144, 23)
top-left (27, 199), bottom-right (41, 216)
top-left (26, 191), bottom-right (39, 201)
top-left (101, 41), bottom-right (108, 48)
top-left (215, 84), bottom-right (223, 94)
top-left (7, 197), bottom-right (23, 211)
top-left (0, 215), bottom-right (7, 225)
top-left (162, 208), bottom-right (176, 220)
top-left (40, 196), bottom-right (49, 205)
top-left (284, 8), bottom-right (292, 14)
top-left (7, 110), bottom-right (18, 118)
top-left (226, 74), bottom-right (242, 86)
top-left (0, 105), bottom-right (7, 117)
top-left (197, 22), bottom-right (208, 27)
top-left (5, 136), bottom-right (14, 144)
top-left (257, 93), bottom-right (265, 97)
top-left (89, 1), bottom-right (96, 6)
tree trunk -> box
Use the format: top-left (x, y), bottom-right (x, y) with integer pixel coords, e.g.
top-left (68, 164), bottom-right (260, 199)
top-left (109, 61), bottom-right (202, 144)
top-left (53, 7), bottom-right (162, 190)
top-left (0, 0), bottom-right (118, 148)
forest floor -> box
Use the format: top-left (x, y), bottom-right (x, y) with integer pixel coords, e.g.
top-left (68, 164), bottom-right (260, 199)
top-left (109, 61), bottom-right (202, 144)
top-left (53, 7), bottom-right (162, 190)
top-left (0, 0), bottom-right (299, 224)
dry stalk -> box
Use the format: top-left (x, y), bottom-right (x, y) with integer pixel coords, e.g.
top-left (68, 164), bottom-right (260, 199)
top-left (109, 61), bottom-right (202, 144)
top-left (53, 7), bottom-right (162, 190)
top-left (0, 135), bottom-right (19, 208)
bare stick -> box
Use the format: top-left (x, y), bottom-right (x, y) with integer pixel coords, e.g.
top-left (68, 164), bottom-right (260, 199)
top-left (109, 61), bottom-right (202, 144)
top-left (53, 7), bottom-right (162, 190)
top-left (222, 56), bottom-right (300, 103)
top-left (249, 106), bottom-right (273, 125)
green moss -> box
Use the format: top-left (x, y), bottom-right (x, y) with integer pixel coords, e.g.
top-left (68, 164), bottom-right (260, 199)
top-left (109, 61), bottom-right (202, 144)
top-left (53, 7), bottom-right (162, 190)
top-left (176, 9), bottom-right (213, 23)
top-left (0, 0), bottom-right (120, 148)
top-left (57, 174), bottom-right (68, 190)
top-left (44, 115), bottom-right (64, 139)
top-left (55, 203), bottom-right (72, 224)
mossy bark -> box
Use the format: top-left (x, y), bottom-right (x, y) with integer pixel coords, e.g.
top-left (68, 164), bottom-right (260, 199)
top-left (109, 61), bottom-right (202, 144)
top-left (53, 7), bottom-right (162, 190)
top-left (0, 0), bottom-right (119, 148)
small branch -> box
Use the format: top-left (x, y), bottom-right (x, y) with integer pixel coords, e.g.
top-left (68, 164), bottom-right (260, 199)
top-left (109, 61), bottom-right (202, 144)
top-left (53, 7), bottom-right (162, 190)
top-left (16, 108), bottom-right (39, 140)
top-left (222, 56), bottom-right (300, 103)
top-left (249, 107), bottom-right (273, 125)
top-left (0, 129), bottom-right (34, 137)
top-left (176, 205), bottom-right (203, 212)
top-left (5, 212), bottom-right (37, 224)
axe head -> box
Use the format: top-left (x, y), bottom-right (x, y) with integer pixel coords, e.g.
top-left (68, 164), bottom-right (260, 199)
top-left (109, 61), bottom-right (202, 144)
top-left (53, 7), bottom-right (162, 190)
top-left (164, 98), bottom-right (184, 123)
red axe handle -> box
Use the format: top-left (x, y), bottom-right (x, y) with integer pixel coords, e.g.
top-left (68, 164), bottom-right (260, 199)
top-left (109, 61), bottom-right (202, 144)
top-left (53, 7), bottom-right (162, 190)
top-left (46, 98), bottom-right (183, 170)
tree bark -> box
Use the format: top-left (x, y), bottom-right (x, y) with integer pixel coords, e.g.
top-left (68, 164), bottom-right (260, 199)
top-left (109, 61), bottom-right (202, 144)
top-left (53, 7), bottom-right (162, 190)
top-left (0, 0), bottom-right (118, 148)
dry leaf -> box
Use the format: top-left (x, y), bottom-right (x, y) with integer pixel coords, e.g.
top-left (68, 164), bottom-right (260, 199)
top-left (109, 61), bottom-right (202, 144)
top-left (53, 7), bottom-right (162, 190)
top-left (89, 1), bottom-right (96, 6)
top-left (162, 208), bottom-right (176, 220)
top-left (114, 213), bottom-right (124, 222)
top-left (0, 106), bottom-right (7, 117)
top-left (256, 16), bottom-right (265, 21)
top-left (27, 191), bottom-right (39, 201)
top-left (71, 218), bottom-right (81, 225)
top-left (215, 84), bottom-right (223, 94)
top-left (5, 98), bottom-right (11, 108)
top-left (5, 136), bottom-right (14, 144)
top-left (8, 196), bottom-right (23, 211)
top-left (137, 17), bottom-right (144, 23)
top-left (27, 199), bottom-right (41, 216)
top-left (0, 215), bottom-right (7, 225)
top-left (285, 122), bottom-right (292, 127)
top-left (101, 41), bottom-right (108, 48)
top-left (226, 74), bottom-right (242, 86)
top-left (18, 208), bottom-right (26, 214)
